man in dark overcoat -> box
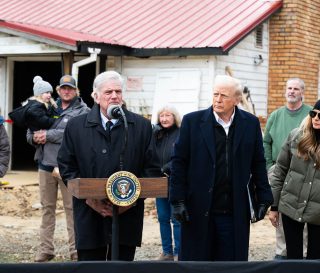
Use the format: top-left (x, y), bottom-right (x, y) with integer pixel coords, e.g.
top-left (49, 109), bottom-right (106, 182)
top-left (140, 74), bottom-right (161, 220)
top-left (169, 74), bottom-right (273, 261)
top-left (58, 71), bottom-right (160, 261)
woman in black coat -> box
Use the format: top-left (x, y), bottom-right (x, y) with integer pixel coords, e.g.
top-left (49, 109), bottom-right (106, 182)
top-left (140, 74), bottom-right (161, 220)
top-left (154, 105), bottom-right (181, 261)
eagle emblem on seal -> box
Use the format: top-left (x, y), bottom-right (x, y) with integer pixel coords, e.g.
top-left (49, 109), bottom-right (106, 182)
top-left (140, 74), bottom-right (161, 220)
top-left (116, 179), bottom-right (132, 198)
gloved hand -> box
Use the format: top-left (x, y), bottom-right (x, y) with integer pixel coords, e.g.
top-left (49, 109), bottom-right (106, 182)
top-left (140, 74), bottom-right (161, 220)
top-left (161, 163), bottom-right (171, 177)
top-left (172, 200), bottom-right (190, 223)
top-left (256, 204), bottom-right (269, 221)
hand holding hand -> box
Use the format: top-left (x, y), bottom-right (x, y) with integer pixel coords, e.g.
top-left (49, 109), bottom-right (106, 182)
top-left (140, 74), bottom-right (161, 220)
top-left (172, 200), bottom-right (190, 223)
top-left (33, 130), bottom-right (47, 144)
top-left (86, 199), bottom-right (113, 217)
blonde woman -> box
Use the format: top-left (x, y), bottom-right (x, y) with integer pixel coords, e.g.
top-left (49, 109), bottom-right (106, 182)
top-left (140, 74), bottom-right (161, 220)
top-left (269, 100), bottom-right (320, 259)
top-left (153, 105), bottom-right (181, 261)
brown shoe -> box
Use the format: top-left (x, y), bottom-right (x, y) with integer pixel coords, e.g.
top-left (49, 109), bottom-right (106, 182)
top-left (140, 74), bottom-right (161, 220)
top-left (34, 253), bottom-right (55, 262)
top-left (158, 253), bottom-right (174, 261)
top-left (70, 253), bottom-right (78, 261)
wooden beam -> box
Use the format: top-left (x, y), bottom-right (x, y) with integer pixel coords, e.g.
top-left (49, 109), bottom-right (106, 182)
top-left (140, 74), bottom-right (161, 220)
top-left (62, 52), bottom-right (74, 75)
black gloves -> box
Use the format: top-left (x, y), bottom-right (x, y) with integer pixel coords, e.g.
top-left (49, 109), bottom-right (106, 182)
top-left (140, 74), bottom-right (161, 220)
top-left (161, 163), bottom-right (171, 177)
top-left (256, 204), bottom-right (269, 221)
top-left (172, 200), bottom-right (190, 223)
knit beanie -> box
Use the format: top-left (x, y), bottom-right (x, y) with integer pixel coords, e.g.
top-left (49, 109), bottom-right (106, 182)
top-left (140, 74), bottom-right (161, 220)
top-left (33, 76), bottom-right (53, 96)
top-left (313, 100), bottom-right (320, 110)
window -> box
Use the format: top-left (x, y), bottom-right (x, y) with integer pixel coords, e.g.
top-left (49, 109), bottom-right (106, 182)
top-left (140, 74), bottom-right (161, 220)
top-left (255, 24), bottom-right (263, 48)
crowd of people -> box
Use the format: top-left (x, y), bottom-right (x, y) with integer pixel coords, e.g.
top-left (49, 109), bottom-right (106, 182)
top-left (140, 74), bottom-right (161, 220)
top-left (1, 71), bottom-right (319, 262)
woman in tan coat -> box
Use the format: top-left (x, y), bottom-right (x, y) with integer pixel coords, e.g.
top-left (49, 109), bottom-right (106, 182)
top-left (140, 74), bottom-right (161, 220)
top-left (269, 99), bottom-right (320, 259)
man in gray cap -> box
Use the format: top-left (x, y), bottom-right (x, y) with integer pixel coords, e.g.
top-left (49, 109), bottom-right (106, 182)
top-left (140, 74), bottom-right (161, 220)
top-left (27, 75), bottom-right (90, 262)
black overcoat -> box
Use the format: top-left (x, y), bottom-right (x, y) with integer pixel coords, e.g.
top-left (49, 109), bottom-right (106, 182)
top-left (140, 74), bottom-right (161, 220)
top-left (169, 106), bottom-right (273, 261)
top-left (58, 104), bottom-right (160, 249)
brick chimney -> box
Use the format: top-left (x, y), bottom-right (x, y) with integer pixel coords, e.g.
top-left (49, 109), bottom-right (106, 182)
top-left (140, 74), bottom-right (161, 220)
top-left (268, 0), bottom-right (320, 115)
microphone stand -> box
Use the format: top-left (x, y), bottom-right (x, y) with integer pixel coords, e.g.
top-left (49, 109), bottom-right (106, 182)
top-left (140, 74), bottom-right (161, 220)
top-left (111, 106), bottom-right (128, 260)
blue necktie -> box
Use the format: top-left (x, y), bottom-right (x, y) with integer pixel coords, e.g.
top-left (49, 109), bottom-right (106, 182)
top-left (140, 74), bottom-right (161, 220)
top-left (106, 121), bottom-right (113, 141)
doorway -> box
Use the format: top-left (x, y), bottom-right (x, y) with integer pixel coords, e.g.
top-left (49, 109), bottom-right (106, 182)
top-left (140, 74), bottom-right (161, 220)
top-left (11, 61), bottom-right (96, 170)
top-left (11, 61), bottom-right (61, 170)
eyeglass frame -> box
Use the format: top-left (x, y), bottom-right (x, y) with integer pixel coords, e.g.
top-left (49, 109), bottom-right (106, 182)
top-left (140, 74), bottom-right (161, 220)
top-left (309, 110), bottom-right (320, 119)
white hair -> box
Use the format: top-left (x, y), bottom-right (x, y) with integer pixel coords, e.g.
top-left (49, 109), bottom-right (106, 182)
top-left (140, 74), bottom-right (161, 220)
top-left (91, 71), bottom-right (124, 101)
top-left (213, 75), bottom-right (243, 97)
top-left (156, 105), bottom-right (181, 127)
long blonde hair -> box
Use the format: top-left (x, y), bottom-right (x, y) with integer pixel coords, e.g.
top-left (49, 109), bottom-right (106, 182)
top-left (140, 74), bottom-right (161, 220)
top-left (297, 115), bottom-right (320, 168)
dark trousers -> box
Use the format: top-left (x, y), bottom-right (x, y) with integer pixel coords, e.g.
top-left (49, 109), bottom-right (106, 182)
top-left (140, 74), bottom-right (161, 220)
top-left (282, 213), bottom-right (320, 259)
top-left (209, 214), bottom-right (235, 261)
top-left (77, 245), bottom-right (136, 261)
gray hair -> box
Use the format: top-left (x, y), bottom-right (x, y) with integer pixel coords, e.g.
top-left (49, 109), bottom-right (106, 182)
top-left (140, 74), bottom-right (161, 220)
top-left (91, 71), bottom-right (124, 100)
top-left (286, 78), bottom-right (305, 91)
top-left (156, 105), bottom-right (181, 127)
top-left (213, 75), bottom-right (243, 97)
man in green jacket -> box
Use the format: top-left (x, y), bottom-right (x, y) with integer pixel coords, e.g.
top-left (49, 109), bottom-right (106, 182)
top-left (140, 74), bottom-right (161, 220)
top-left (263, 78), bottom-right (311, 259)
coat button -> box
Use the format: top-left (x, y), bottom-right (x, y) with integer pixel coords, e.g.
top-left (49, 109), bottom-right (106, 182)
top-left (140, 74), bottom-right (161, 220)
top-left (204, 211), bottom-right (209, 217)
top-left (208, 188), bottom-right (213, 193)
top-left (304, 200), bottom-right (307, 203)
top-left (298, 217), bottom-right (302, 221)
top-left (309, 182), bottom-right (312, 185)
top-left (102, 149), bottom-right (107, 154)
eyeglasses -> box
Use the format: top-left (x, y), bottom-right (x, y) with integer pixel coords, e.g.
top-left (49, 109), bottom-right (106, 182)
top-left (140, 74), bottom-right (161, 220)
top-left (309, 110), bottom-right (320, 119)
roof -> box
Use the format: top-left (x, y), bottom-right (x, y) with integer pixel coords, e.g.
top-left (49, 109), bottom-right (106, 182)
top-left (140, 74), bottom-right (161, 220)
top-left (0, 0), bottom-right (282, 56)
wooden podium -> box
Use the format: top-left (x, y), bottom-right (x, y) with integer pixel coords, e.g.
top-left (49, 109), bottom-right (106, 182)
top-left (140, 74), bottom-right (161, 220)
top-left (68, 177), bottom-right (168, 199)
top-left (67, 176), bottom-right (168, 260)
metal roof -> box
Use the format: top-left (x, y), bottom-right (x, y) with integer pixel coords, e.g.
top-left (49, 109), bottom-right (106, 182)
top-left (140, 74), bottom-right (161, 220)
top-left (0, 0), bottom-right (282, 55)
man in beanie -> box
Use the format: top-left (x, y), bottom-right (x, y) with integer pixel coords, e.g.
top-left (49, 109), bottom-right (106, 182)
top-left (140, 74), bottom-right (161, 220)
top-left (27, 75), bottom-right (90, 262)
top-left (263, 78), bottom-right (311, 259)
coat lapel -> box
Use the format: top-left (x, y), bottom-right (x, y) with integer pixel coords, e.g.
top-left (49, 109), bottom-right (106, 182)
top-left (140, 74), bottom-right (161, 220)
top-left (233, 107), bottom-right (248, 155)
top-left (200, 107), bottom-right (215, 162)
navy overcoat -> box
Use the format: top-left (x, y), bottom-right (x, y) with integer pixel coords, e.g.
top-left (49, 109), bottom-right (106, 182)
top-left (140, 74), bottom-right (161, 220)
top-left (58, 104), bottom-right (160, 249)
top-left (169, 106), bottom-right (273, 261)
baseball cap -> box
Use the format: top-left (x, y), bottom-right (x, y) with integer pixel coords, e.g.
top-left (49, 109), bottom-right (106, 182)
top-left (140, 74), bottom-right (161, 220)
top-left (59, 75), bottom-right (76, 88)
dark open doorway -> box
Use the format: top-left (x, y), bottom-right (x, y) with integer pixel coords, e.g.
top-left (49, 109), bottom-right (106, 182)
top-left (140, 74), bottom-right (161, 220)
top-left (11, 61), bottom-right (96, 170)
top-left (11, 61), bottom-right (61, 170)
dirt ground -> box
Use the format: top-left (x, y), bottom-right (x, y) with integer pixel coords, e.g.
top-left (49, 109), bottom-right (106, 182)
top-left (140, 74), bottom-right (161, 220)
top-left (0, 171), bottom-right (276, 263)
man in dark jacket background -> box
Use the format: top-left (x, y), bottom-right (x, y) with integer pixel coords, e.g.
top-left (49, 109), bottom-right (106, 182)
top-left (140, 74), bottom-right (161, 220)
top-left (169, 74), bottom-right (273, 261)
top-left (58, 71), bottom-right (160, 261)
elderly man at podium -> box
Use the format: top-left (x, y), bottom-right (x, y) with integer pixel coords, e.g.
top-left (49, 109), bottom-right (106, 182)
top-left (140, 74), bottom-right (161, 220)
top-left (57, 71), bottom-right (160, 261)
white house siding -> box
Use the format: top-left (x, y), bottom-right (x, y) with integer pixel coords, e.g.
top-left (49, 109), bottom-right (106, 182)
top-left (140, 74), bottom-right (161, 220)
top-left (112, 56), bottom-right (215, 117)
top-left (216, 23), bottom-right (269, 117)
top-left (0, 33), bottom-right (69, 55)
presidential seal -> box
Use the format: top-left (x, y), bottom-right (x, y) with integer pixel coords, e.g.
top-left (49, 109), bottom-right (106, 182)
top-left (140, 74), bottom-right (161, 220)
top-left (106, 171), bottom-right (141, 206)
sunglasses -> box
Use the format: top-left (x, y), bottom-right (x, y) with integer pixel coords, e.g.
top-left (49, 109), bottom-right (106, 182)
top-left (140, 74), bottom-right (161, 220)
top-left (309, 110), bottom-right (320, 119)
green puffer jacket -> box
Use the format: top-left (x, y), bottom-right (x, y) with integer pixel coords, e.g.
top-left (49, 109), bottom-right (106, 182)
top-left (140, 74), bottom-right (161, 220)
top-left (271, 127), bottom-right (320, 225)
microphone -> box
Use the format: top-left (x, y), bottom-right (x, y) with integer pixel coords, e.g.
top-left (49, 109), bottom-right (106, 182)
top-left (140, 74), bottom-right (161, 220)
top-left (107, 104), bottom-right (122, 119)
